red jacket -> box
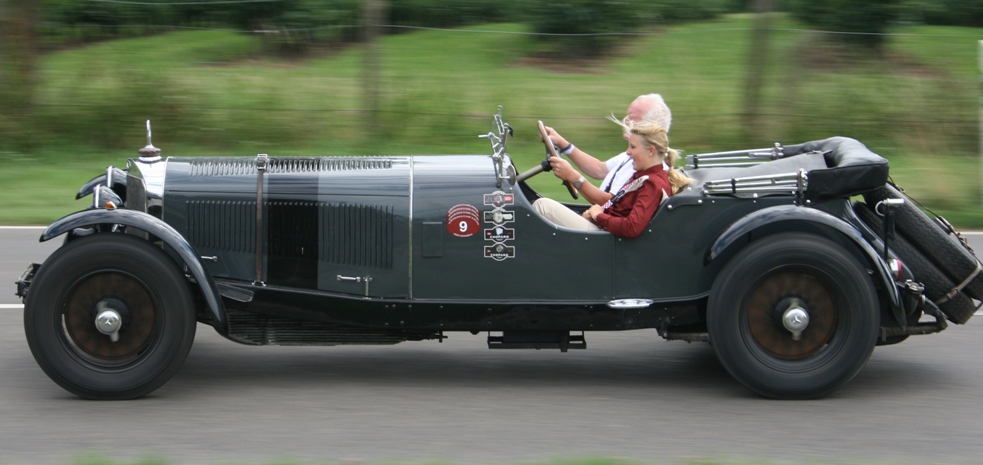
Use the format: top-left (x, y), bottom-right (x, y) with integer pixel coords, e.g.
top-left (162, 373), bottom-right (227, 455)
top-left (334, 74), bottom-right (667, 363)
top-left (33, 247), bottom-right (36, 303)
top-left (594, 164), bottom-right (670, 238)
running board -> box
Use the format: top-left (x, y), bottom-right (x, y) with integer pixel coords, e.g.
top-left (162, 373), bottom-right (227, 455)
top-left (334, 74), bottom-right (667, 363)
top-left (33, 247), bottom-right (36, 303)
top-left (487, 331), bottom-right (586, 352)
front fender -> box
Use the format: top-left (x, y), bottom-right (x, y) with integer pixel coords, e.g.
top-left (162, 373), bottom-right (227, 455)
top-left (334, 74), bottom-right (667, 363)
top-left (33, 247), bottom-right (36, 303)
top-left (707, 204), bottom-right (901, 310)
top-left (76, 167), bottom-right (127, 200)
top-left (41, 209), bottom-right (228, 335)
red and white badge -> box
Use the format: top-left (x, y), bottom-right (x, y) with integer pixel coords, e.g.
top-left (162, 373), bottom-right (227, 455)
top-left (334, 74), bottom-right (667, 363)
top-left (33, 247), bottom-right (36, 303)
top-left (447, 204), bottom-right (480, 238)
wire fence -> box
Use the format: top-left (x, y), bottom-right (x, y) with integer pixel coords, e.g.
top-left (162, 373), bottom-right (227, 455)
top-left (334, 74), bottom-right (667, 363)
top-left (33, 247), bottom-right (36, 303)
top-left (41, 20), bottom-right (983, 38)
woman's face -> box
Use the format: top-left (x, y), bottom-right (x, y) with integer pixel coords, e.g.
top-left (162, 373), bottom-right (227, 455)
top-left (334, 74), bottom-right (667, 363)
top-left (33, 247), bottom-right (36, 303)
top-left (627, 133), bottom-right (656, 171)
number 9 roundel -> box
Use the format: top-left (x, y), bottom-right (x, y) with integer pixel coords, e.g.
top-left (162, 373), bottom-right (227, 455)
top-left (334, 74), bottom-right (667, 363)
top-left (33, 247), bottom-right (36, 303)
top-left (447, 204), bottom-right (480, 238)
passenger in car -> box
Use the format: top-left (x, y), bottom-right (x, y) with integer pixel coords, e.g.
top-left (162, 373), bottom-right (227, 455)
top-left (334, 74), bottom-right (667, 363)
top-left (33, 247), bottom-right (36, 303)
top-left (536, 121), bottom-right (692, 238)
top-left (543, 93), bottom-right (672, 204)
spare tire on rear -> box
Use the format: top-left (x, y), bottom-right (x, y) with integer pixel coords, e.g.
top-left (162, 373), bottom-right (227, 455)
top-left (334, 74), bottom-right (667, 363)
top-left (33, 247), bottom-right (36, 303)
top-left (864, 184), bottom-right (983, 302)
top-left (853, 201), bottom-right (977, 324)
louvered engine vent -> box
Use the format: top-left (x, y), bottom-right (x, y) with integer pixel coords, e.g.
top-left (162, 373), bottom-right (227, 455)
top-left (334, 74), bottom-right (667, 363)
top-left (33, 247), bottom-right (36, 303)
top-left (187, 201), bottom-right (395, 271)
top-left (187, 200), bottom-right (256, 253)
top-left (320, 203), bottom-right (394, 269)
top-left (188, 157), bottom-right (394, 176)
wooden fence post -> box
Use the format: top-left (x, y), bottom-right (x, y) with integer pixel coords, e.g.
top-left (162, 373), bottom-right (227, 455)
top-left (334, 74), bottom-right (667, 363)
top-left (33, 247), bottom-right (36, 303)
top-left (743, 0), bottom-right (776, 144)
top-left (362, 0), bottom-right (387, 138)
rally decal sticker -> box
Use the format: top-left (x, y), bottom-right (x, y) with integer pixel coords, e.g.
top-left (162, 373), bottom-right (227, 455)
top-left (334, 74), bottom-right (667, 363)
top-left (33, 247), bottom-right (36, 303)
top-left (484, 191), bottom-right (515, 208)
top-left (447, 204), bottom-right (480, 238)
top-left (484, 226), bottom-right (515, 242)
top-left (483, 209), bottom-right (515, 225)
top-left (484, 243), bottom-right (516, 261)
top-left (482, 190), bottom-right (516, 261)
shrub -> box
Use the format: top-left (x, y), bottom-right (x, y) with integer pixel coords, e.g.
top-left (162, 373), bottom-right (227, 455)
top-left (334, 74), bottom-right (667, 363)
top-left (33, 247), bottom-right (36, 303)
top-left (909, 0), bottom-right (983, 27)
top-left (785, 0), bottom-right (903, 49)
top-left (389, 0), bottom-right (521, 28)
top-left (41, 0), bottom-right (230, 46)
top-left (653, 0), bottom-right (731, 22)
top-left (523, 0), bottom-right (649, 58)
top-left (523, 0), bottom-right (727, 58)
top-left (259, 0), bottom-right (361, 56)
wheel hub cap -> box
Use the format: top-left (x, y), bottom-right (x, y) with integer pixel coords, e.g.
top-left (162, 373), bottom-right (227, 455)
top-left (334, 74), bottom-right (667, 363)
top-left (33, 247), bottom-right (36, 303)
top-left (782, 305), bottom-right (810, 341)
top-left (746, 271), bottom-right (838, 360)
top-left (63, 272), bottom-right (158, 363)
top-left (95, 301), bottom-right (123, 342)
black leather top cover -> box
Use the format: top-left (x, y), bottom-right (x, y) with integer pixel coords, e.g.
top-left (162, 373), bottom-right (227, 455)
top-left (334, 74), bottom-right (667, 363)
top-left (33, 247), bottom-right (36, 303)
top-left (781, 136), bottom-right (889, 202)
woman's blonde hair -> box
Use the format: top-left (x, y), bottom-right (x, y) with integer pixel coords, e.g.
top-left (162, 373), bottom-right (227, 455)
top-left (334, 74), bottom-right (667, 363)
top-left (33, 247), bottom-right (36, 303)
top-left (617, 120), bottom-right (694, 194)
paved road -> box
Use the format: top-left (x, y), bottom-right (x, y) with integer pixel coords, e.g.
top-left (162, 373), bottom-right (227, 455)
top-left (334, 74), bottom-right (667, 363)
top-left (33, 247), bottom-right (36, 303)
top-left (3, 227), bottom-right (983, 465)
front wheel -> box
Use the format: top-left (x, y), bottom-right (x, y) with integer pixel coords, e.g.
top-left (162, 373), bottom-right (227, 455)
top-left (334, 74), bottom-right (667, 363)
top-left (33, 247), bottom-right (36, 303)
top-left (24, 233), bottom-right (197, 399)
top-left (707, 233), bottom-right (879, 399)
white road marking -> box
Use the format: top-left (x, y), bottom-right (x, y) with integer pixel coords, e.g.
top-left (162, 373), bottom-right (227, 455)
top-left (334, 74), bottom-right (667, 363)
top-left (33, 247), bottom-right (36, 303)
top-left (1, 304), bottom-right (24, 309)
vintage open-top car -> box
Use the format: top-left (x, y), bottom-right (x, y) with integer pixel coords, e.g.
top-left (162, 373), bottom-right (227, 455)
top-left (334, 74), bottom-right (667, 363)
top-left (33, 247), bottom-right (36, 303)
top-left (15, 107), bottom-right (983, 400)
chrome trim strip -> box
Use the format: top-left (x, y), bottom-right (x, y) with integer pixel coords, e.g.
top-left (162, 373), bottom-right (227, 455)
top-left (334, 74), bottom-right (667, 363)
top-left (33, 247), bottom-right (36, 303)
top-left (606, 299), bottom-right (654, 310)
top-left (158, 157), bottom-right (169, 220)
top-left (254, 154), bottom-right (268, 285)
top-left (408, 156), bottom-right (414, 300)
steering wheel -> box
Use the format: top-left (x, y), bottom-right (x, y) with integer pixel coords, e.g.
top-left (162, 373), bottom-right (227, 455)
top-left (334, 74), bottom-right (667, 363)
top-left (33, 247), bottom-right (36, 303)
top-left (537, 121), bottom-right (579, 200)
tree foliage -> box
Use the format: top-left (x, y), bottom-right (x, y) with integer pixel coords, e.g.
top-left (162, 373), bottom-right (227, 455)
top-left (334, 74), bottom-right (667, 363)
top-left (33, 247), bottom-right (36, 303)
top-left (38, 0), bottom-right (731, 58)
top-left (910, 0), bottom-right (983, 28)
top-left (524, 0), bottom-right (728, 58)
top-left (1, 0), bottom-right (40, 148)
top-left (785, 0), bottom-right (903, 49)
top-left (389, 0), bottom-right (518, 28)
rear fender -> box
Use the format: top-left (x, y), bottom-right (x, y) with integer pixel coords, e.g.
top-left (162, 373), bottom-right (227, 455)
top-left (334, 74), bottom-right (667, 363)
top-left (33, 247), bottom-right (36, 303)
top-left (40, 209), bottom-right (228, 335)
top-left (707, 204), bottom-right (902, 310)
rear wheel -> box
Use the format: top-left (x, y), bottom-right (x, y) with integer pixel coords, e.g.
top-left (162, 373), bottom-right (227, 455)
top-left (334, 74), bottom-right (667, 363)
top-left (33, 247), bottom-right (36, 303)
top-left (708, 233), bottom-right (879, 399)
top-left (24, 234), bottom-right (196, 399)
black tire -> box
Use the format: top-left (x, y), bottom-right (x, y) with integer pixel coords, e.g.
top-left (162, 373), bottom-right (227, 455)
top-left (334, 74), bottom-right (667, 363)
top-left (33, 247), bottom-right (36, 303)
top-left (24, 233), bottom-right (197, 400)
top-left (865, 185), bottom-right (983, 301)
top-left (707, 233), bottom-right (879, 399)
top-left (852, 201), bottom-right (976, 324)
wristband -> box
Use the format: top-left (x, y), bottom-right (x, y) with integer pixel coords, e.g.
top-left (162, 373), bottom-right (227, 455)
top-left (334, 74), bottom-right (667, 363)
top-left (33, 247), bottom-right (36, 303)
top-left (573, 176), bottom-right (585, 190)
top-left (559, 143), bottom-right (575, 156)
